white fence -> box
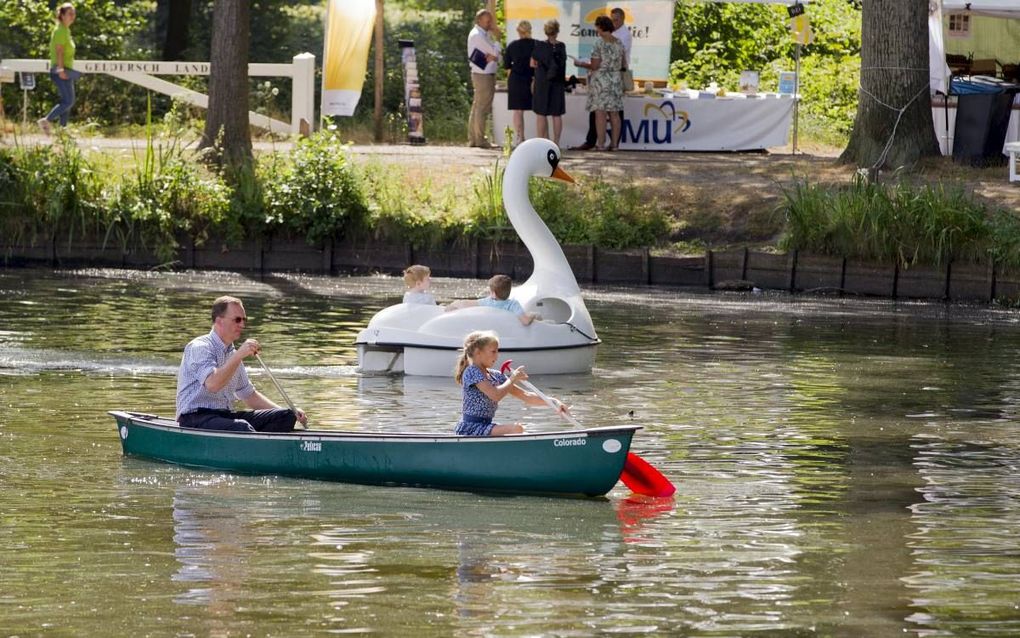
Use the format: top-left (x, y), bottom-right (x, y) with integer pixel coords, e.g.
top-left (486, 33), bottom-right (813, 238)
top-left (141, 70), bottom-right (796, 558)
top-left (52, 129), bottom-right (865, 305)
top-left (0, 53), bottom-right (315, 135)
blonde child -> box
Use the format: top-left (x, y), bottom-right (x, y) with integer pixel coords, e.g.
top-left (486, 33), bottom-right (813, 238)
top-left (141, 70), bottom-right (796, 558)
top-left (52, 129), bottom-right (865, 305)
top-left (445, 274), bottom-right (539, 325)
top-left (402, 265), bottom-right (436, 305)
top-left (453, 330), bottom-right (565, 436)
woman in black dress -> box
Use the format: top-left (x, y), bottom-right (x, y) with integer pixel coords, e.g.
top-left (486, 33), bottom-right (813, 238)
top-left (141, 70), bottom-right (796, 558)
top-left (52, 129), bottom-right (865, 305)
top-left (503, 20), bottom-right (536, 148)
top-left (530, 19), bottom-right (567, 146)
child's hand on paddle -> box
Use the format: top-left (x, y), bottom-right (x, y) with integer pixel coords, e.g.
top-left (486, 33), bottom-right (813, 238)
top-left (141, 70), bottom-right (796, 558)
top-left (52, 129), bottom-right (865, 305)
top-left (509, 365), bottom-right (528, 383)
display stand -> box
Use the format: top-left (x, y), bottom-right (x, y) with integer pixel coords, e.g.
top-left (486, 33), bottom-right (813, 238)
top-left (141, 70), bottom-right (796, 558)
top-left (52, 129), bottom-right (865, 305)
top-left (398, 39), bottom-right (426, 145)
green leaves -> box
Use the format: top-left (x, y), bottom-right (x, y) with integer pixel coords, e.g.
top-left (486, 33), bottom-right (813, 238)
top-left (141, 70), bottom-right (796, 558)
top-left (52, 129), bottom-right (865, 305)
top-left (262, 132), bottom-right (370, 244)
top-left (671, 0), bottom-right (861, 139)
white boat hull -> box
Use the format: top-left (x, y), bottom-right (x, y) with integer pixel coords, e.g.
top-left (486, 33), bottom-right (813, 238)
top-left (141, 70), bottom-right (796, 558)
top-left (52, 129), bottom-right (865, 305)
top-left (358, 341), bottom-right (598, 376)
top-left (355, 305), bottom-right (599, 376)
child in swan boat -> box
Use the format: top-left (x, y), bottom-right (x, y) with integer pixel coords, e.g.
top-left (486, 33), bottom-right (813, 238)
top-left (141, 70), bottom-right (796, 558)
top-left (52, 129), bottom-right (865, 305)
top-left (454, 330), bottom-right (565, 436)
top-left (402, 265), bottom-right (436, 304)
top-left (445, 274), bottom-right (540, 325)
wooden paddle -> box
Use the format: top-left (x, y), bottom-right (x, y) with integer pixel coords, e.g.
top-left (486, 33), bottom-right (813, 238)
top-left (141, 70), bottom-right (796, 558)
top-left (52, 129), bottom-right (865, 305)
top-left (254, 353), bottom-right (308, 430)
top-left (499, 361), bottom-right (675, 498)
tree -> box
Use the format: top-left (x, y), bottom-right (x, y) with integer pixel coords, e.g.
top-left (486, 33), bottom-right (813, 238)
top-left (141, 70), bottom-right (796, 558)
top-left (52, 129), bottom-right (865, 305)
top-left (199, 0), bottom-right (252, 166)
top-left (159, 0), bottom-right (193, 61)
top-left (840, 0), bottom-right (938, 169)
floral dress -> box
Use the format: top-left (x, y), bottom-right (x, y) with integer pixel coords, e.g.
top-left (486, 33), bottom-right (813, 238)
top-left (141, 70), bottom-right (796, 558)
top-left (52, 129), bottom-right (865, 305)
top-left (585, 37), bottom-right (624, 113)
top-left (455, 365), bottom-right (507, 436)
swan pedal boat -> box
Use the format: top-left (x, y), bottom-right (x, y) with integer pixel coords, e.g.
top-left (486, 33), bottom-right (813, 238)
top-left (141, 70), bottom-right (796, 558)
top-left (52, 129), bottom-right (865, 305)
top-left (356, 139), bottom-right (600, 376)
top-left (110, 411), bottom-right (641, 498)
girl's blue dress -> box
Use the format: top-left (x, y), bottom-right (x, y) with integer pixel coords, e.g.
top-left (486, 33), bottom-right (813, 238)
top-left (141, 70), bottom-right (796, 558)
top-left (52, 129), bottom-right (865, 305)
top-left (456, 366), bottom-right (507, 436)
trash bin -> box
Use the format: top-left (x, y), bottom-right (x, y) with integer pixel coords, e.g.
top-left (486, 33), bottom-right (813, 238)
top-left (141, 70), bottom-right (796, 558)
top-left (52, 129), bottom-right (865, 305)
top-left (951, 76), bottom-right (1020, 167)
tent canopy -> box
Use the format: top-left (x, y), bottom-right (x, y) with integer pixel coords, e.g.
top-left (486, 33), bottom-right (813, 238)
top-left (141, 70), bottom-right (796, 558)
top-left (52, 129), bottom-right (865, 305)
top-left (931, 1), bottom-right (1020, 94)
top-left (942, 1), bottom-right (1020, 19)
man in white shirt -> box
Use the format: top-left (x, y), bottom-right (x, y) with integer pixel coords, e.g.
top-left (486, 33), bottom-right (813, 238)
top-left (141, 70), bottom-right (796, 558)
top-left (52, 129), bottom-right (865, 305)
top-left (467, 9), bottom-right (501, 149)
top-left (570, 7), bottom-right (632, 151)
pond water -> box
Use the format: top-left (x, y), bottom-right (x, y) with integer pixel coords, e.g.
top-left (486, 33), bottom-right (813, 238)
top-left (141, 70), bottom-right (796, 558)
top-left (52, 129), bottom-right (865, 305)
top-left (2, 268), bottom-right (1019, 636)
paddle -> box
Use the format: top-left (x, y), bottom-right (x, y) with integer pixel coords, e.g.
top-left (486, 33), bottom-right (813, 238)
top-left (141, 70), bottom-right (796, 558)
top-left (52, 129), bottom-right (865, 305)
top-left (499, 361), bottom-right (675, 498)
top-left (254, 352), bottom-right (308, 430)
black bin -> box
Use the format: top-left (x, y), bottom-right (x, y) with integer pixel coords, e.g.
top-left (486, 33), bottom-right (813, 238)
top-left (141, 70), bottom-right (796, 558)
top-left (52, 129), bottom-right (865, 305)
top-left (951, 77), bottom-right (1019, 167)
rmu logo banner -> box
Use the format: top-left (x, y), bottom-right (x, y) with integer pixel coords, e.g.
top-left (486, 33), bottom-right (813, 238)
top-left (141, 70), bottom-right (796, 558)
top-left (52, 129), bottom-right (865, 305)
top-left (621, 101), bottom-right (692, 145)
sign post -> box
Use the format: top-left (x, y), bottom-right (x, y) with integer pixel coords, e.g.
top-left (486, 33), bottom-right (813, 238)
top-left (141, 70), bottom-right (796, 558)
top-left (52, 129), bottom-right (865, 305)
top-left (788, 4), bottom-right (812, 154)
top-left (19, 72), bottom-right (36, 130)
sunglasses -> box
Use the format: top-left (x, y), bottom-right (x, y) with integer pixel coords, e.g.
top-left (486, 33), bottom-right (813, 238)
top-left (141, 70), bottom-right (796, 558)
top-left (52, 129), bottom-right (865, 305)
top-left (231, 316), bottom-right (248, 324)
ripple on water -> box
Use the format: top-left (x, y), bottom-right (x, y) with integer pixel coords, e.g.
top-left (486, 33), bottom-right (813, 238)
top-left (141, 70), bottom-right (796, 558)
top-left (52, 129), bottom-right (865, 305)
top-left (3, 268), bottom-right (1020, 635)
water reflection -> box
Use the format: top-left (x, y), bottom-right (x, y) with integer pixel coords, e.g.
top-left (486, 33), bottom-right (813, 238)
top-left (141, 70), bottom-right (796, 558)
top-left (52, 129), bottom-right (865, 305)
top-left (4, 268), bottom-right (1020, 635)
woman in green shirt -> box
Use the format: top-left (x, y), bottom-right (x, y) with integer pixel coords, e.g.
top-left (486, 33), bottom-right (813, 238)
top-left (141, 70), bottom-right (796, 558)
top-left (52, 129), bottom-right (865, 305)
top-left (38, 3), bottom-right (80, 134)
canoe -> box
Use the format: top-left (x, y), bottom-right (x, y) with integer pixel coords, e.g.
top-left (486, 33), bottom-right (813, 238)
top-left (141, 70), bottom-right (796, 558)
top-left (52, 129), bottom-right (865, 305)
top-left (109, 411), bottom-right (640, 498)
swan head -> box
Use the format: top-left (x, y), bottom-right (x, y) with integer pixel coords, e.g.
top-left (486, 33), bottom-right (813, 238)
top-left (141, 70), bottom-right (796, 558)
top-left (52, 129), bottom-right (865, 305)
top-left (508, 138), bottom-right (575, 184)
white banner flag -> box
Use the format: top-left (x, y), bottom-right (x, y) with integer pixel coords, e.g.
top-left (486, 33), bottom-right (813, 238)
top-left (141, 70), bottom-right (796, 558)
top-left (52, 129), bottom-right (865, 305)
top-left (322, 0), bottom-right (376, 117)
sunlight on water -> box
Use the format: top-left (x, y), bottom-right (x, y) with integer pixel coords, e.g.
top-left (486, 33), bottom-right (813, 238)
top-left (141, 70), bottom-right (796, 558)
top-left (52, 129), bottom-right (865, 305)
top-left (2, 268), bottom-right (1020, 636)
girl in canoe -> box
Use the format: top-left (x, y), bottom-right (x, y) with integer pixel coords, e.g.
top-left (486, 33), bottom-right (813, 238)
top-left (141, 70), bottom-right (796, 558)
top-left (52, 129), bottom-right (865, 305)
top-left (454, 330), bottom-right (566, 436)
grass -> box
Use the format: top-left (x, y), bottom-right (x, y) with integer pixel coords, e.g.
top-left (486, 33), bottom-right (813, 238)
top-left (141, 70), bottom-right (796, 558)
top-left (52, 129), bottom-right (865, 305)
top-left (777, 174), bottom-right (1020, 269)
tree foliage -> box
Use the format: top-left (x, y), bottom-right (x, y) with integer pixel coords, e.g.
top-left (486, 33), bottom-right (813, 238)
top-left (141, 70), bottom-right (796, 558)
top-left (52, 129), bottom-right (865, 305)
top-left (2, 0), bottom-right (865, 142)
top-left (0, 0), bottom-right (150, 122)
top-left (671, 0), bottom-right (861, 137)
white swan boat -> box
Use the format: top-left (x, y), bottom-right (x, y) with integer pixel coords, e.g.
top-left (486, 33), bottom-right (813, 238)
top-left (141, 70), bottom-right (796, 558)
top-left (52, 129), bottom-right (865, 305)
top-left (356, 139), bottom-right (601, 376)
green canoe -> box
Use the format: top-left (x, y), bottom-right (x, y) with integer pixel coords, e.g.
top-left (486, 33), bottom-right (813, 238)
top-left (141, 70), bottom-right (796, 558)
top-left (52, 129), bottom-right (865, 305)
top-left (109, 411), bottom-right (640, 497)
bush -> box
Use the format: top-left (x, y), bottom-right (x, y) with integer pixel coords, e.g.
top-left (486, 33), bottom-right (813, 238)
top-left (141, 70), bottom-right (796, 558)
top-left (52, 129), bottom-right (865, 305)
top-left (263, 132), bottom-right (370, 243)
top-left (530, 178), bottom-right (671, 249)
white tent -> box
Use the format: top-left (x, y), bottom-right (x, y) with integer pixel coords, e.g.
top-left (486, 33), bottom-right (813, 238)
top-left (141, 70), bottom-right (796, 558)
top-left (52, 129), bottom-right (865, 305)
top-left (930, 1), bottom-right (1020, 156)
top-left (942, 1), bottom-right (1020, 20)
top-left (930, 0), bottom-right (1020, 94)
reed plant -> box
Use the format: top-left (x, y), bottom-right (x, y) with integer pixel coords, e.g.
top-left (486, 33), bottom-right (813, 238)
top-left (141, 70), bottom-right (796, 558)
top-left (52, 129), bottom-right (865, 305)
top-left (109, 97), bottom-right (230, 263)
top-left (357, 159), bottom-right (469, 247)
top-left (0, 134), bottom-right (105, 252)
top-left (530, 177), bottom-right (671, 249)
top-left (778, 175), bottom-right (1020, 269)
top-left (468, 156), bottom-right (511, 240)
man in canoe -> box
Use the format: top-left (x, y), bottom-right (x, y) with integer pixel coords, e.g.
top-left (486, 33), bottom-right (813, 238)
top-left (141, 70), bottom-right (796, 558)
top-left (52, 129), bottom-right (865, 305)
top-left (175, 296), bottom-right (307, 432)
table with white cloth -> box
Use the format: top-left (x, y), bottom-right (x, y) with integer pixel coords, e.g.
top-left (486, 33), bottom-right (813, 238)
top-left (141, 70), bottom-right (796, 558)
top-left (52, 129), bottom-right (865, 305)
top-left (492, 90), bottom-right (797, 151)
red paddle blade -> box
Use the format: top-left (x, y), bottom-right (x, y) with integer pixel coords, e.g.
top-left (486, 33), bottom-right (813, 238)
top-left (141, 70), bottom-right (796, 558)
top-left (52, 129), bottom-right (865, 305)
top-left (620, 452), bottom-right (676, 498)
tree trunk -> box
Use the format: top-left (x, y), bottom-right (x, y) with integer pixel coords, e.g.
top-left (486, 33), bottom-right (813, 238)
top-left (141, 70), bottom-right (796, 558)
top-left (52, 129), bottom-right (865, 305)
top-left (840, 0), bottom-right (939, 169)
top-left (199, 0), bottom-right (252, 166)
top-left (161, 0), bottom-right (193, 61)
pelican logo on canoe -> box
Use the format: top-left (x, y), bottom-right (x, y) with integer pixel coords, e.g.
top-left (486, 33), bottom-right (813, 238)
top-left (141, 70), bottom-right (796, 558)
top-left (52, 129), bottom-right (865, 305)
top-left (301, 441), bottom-right (322, 452)
top-left (553, 438), bottom-right (586, 447)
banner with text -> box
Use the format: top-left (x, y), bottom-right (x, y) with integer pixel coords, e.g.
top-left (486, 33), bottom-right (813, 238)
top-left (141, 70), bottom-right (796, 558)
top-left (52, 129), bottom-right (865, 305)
top-left (493, 93), bottom-right (795, 151)
top-left (504, 0), bottom-right (674, 81)
top-left (322, 0), bottom-right (375, 117)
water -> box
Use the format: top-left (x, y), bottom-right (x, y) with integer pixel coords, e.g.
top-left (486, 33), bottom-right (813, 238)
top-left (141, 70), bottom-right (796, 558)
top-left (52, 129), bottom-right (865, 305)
top-left (2, 268), bottom-right (1020, 636)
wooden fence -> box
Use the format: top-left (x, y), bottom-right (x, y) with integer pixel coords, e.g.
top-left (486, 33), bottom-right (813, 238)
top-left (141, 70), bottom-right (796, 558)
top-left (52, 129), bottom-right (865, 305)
top-left (4, 235), bottom-right (1020, 303)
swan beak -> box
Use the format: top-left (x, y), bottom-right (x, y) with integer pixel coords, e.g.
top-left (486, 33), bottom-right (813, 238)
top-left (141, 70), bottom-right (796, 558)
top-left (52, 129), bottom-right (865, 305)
top-left (551, 166), bottom-right (576, 184)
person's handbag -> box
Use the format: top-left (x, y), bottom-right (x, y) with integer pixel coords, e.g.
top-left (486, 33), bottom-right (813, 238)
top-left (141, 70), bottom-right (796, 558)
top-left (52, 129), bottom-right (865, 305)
top-left (620, 68), bottom-right (634, 91)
